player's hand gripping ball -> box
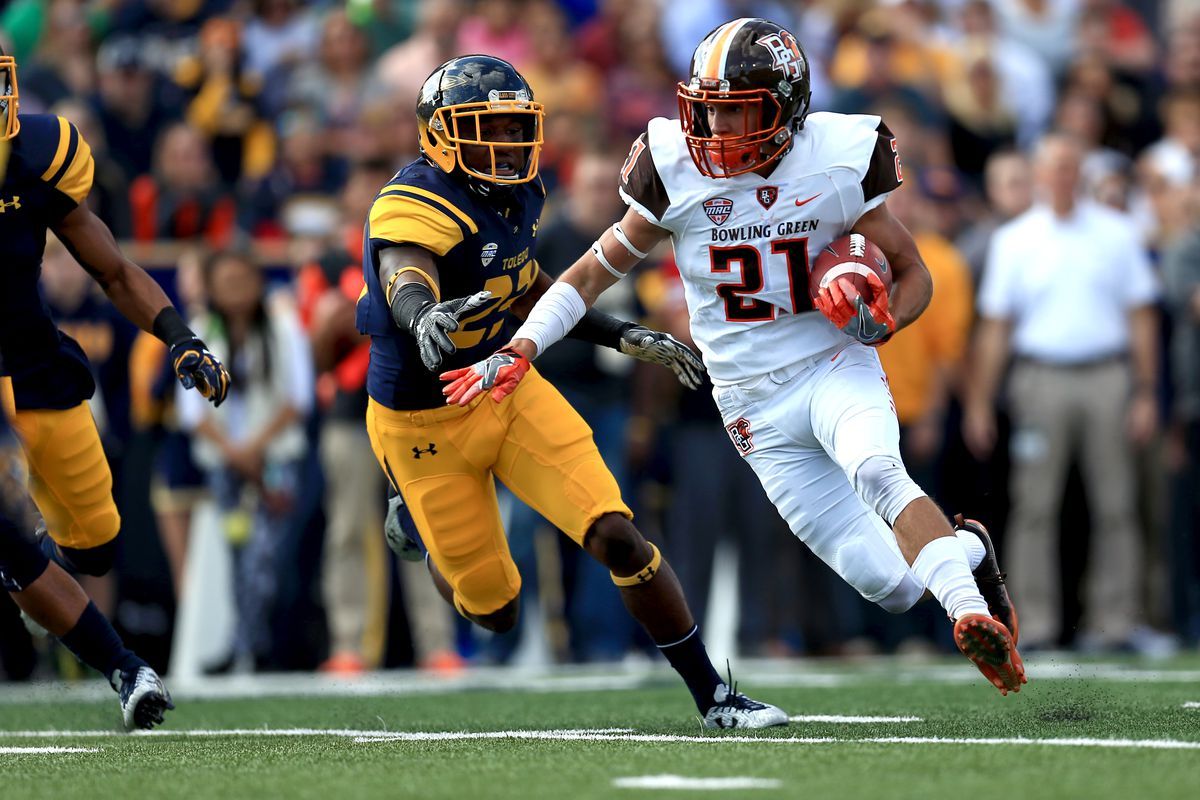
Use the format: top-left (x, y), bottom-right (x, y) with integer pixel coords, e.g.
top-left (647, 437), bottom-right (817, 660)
top-left (811, 233), bottom-right (895, 345)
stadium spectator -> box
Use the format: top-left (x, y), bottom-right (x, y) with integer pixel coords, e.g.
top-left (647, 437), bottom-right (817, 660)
top-left (941, 42), bottom-right (1018, 180)
top-left (991, 0), bottom-right (1081, 74)
top-left (374, 0), bottom-right (464, 105)
top-left (130, 122), bottom-right (238, 246)
top-left (241, 0), bottom-right (319, 82)
top-left (454, 0), bottom-right (535, 70)
top-left (89, 35), bottom-right (181, 182)
top-left (284, 8), bottom-right (373, 157)
top-left (965, 132), bottom-right (1159, 651)
top-left (956, 149), bottom-right (1034, 286)
top-left (12, 0), bottom-right (96, 111)
top-left (1161, 179), bottom-right (1200, 644)
top-left (173, 17), bottom-right (276, 186)
top-left (177, 250), bottom-right (313, 672)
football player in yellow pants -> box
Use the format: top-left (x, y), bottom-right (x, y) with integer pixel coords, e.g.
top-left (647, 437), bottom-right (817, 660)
top-left (357, 55), bottom-right (786, 728)
top-left (0, 47), bottom-right (229, 579)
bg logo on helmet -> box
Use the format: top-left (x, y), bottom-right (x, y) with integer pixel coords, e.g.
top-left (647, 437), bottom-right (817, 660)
top-left (757, 32), bottom-right (805, 80)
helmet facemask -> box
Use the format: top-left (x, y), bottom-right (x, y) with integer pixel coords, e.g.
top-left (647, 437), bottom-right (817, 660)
top-left (419, 90), bottom-right (544, 186)
top-left (678, 81), bottom-right (790, 179)
top-left (0, 55), bottom-right (20, 141)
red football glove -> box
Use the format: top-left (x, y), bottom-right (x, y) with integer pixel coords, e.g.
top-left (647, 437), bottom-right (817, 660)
top-left (440, 346), bottom-right (531, 406)
top-left (814, 272), bottom-right (896, 346)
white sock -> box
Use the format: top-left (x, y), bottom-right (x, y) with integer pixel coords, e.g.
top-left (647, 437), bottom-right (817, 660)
top-left (911, 537), bottom-right (990, 620)
top-left (955, 529), bottom-right (986, 571)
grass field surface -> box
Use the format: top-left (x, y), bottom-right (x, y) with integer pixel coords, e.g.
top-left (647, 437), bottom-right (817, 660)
top-left (1, 656), bottom-right (1198, 799)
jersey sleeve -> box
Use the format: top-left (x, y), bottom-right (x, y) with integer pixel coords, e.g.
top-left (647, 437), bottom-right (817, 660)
top-left (618, 132), bottom-right (671, 227)
top-left (860, 120), bottom-right (902, 210)
top-left (367, 185), bottom-right (479, 256)
top-left (38, 116), bottom-right (95, 216)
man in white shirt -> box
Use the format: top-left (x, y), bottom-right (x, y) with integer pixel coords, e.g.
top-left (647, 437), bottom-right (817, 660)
top-left (965, 132), bottom-right (1159, 650)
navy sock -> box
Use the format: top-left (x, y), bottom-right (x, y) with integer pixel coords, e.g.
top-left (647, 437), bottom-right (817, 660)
top-left (58, 602), bottom-right (144, 688)
top-left (38, 535), bottom-right (73, 574)
top-left (657, 625), bottom-right (724, 713)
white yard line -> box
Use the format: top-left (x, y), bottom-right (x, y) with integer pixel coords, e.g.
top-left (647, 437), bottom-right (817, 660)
top-left (613, 775), bottom-right (782, 790)
top-left (0, 746), bottom-right (100, 754)
top-left (1184, 702), bottom-right (1200, 709)
top-left (2, 726), bottom-right (1198, 751)
top-left (788, 715), bottom-right (922, 723)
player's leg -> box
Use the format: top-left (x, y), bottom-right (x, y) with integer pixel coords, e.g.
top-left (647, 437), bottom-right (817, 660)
top-left (1, 382), bottom-right (121, 576)
top-left (808, 346), bottom-right (1023, 691)
top-left (494, 370), bottom-right (786, 727)
top-left (0, 514), bottom-right (171, 729)
top-left (366, 398), bottom-right (522, 633)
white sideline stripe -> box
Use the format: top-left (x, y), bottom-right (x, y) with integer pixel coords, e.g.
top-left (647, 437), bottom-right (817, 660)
top-left (613, 775), bottom-right (781, 790)
top-left (1184, 702), bottom-right (1200, 709)
top-left (789, 715), bottom-right (922, 723)
top-left (3, 727), bottom-right (1198, 750)
top-left (0, 746), bottom-right (101, 754)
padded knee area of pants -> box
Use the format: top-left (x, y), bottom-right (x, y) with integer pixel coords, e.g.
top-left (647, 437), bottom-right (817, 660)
top-left (452, 557), bottom-right (521, 617)
top-left (835, 536), bottom-right (902, 604)
top-left (853, 455), bottom-right (925, 526)
top-left (59, 538), bottom-right (117, 577)
top-left (0, 517), bottom-right (50, 591)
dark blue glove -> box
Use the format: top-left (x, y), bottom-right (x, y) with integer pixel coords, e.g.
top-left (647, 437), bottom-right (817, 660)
top-left (170, 338), bottom-right (230, 407)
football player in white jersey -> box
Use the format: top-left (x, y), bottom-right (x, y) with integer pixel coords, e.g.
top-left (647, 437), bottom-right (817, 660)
top-left (443, 18), bottom-right (1026, 695)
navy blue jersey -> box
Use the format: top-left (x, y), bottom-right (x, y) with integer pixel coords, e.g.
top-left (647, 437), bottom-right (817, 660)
top-left (356, 159), bottom-right (543, 410)
top-left (0, 114), bottom-right (98, 410)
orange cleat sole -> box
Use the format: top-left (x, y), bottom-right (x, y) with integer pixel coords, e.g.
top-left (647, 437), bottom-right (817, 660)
top-left (954, 613), bottom-right (1028, 696)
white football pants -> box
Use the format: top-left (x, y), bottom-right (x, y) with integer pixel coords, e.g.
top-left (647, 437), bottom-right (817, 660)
top-left (713, 342), bottom-right (926, 609)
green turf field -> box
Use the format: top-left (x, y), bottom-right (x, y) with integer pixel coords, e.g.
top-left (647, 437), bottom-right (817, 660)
top-left (1, 656), bottom-right (1198, 799)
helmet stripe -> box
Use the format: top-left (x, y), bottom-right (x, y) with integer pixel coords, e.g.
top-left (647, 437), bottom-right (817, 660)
top-left (701, 20), bottom-right (741, 79)
top-left (715, 18), bottom-right (753, 80)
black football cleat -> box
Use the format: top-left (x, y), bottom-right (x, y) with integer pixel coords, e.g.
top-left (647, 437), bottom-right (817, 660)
top-left (954, 514), bottom-right (1019, 644)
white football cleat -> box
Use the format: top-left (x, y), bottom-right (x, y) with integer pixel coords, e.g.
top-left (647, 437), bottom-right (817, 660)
top-left (113, 665), bottom-right (174, 731)
top-left (702, 682), bottom-right (789, 730)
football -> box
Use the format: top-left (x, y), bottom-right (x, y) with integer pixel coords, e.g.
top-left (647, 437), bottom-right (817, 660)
top-left (809, 233), bottom-right (893, 305)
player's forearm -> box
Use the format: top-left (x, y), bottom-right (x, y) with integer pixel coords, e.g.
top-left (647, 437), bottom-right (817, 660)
top-left (888, 257), bottom-right (933, 332)
top-left (104, 261), bottom-right (181, 335)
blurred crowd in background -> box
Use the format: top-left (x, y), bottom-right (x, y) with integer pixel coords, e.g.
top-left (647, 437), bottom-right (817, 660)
top-left (2, 0), bottom-right (1200, 681)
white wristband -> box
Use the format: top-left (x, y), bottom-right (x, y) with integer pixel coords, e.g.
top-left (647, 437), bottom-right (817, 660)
top-left (512, 282), bottom-right (587, 358)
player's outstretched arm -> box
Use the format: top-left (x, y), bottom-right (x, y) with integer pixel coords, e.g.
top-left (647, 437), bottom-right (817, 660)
top-left (851, 202), bottom-right (932, 334)
top-left (51, 204), bottom-right (230, 406)
top-left (440, 209), bottom-right (697, 406)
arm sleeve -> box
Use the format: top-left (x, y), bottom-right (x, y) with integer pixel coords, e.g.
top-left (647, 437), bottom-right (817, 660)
top-left (617, 132), bottom-right (671, 227)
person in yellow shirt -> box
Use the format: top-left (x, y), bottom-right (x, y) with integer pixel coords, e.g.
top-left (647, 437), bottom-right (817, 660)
top-left (878, 170), bottom-right (974, 495)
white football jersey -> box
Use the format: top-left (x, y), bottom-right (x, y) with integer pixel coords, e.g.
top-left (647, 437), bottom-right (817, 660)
top-left (620, 112), bottom-right (902, 385)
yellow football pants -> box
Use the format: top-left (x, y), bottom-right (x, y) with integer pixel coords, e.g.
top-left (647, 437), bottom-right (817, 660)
top-left (366, 367), bottom-right (630, 617)
top-left (0, 378), bottom-right (120, 550)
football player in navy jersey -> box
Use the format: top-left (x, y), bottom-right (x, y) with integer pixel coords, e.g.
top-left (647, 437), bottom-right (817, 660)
top-left (0, 46), bottom-right (229, 582)
top-left (358, 55), bottom-right (786, 728)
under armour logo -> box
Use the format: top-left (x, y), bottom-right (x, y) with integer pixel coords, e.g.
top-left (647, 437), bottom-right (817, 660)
top-left (412, 443), bottom-right (438, 459)
top-left (0, 196), bottom-right (21, 213)
top-left (637, 566), bottom-right (656, 583)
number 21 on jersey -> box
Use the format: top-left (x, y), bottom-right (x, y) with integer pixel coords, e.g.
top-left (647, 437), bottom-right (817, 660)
top-left (709, 238), bottom-right (812, 322)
